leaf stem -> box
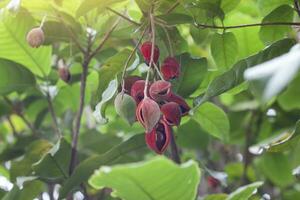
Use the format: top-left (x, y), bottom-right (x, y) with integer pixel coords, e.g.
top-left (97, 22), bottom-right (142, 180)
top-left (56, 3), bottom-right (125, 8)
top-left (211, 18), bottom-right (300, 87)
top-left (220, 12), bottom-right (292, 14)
top-left (170, 130), bottom-right (181, 164)
top-left (45, 91), bottom-right (61, 138)
top-left (6, 116), bottom-right (17, 137)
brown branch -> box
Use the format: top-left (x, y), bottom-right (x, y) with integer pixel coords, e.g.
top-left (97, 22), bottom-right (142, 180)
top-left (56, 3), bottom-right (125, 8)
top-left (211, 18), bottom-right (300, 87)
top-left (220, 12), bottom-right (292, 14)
top-left (170, 131), bottom-right (181, 164)
top-left (106, 7), bottom-right (141, 26)
top-left (6, 116), bottom-right (17, 137)
top-left (166, 0), bottom-right (180, 14)
top-left (195, 22), bottom-right (300, 30)
top-left (45, 91), bottom-right (61, 138)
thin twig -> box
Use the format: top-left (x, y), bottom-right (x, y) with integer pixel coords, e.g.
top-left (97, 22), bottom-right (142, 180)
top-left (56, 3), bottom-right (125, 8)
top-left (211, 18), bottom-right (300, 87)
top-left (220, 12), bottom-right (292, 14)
top-left (153, 62), bottom-right (164, 80)
top-left (45, 91), bottom-right (61, 138)
top-left (170, 130), bottom-right (181, 164)
top-left (106, 7), bottom-right (141, 26)
top-left (195, 22), bottom-right (300, 30)
top-left (6, 116), bottom-right (17, 137)
top-left (89, 17), bottom-right (121, 59)
top-left (121, 26), bottom-right (147, 92)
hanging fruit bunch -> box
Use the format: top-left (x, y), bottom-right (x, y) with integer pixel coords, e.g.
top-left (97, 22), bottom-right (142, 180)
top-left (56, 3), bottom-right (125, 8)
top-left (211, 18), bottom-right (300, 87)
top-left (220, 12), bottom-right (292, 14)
top-left (114, 39), bottom-right (190, 154)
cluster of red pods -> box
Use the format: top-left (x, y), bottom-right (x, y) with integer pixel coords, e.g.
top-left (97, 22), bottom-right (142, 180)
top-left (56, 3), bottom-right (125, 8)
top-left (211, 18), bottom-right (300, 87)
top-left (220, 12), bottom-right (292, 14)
top-left (121, 42), bottom-right (190, 154)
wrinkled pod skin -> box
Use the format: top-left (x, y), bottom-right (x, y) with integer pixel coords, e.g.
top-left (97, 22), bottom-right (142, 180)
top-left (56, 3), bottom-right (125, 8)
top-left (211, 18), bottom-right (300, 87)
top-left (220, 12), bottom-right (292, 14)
top-left (26, 27), bottom-right (45, 48)
top-left (166, 93), bottom-right (190, 116)
top-left (140, 41), bottom-right (160, 65)
top-left (145, 121), bottom-right (171, 154)
top-left (120, 76), bottom-right (143, 94)
top-left (131, 80), bottom-right (146, 105)
top-left (149, 80), bottom-right (172, 101)
top-left (161, 102), bottom-right (181, 126)
top-left (136, 97), bottom-right (161, 133)
top-left (161, 57), bottom-right (180, 81)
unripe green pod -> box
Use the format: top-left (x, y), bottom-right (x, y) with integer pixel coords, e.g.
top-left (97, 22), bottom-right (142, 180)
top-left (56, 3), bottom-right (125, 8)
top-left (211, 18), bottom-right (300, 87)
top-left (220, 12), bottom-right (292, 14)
top-left (114, 92), bottom-right (137, 125)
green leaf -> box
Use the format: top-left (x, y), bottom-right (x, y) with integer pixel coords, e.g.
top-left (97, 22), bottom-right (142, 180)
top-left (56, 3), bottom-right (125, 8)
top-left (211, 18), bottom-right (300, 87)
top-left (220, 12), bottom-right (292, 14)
top-left (95, 49), bottom-right (132, 102)
top-left (193, 102), bottom-right (230, 141)
top-left (249, 120), bottom-right (300, 154)
top-left (59, 134), bottom-right (146, 199)
top-left (0, 10), bottom-right (52, 77)
top-left (89, 157), bottom-right (201, 200)
top-left (193, 60), bottom-right (248, 109)
top-left (76, 0), bottom-right (127, 17)
top-left (93, 79), bottom-right (118, 125)
top-left (278, 74), bottom-right (300, 111)
top-left (204, 194), bottom-right (227, 200)
top-left (257, 0), bottom-right (292, 15)
top-left (3, 180), bottom-right (45, 200)
top-left (211, 32), bottom-right (238, 70)
top-left (32, 138), bottom-right (71, 182)
top-left (257, 153), bottom-right (294, 187)
top-left (175, 53), bottom-right (207, 97)
top-left (10, 140), bottom-right (52, 181)
top-left (157, 13), bottom-right (193, 25)
top-left (221, 0), bottom-right (241, 12)
top-left (226, 182), bottom-right (263, 200)
top-left (259, 5), bottom-right (294, 45)
top-left (0, 59), bottom-right (35, 95)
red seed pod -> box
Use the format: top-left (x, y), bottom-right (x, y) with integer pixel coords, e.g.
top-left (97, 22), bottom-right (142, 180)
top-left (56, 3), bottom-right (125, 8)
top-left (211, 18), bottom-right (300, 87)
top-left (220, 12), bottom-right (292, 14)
top-left (26, 27), bottom-right (45, 48)
top-left (119, 76), bottom-right (143, 94)
top-left (207, 176), bottom-right (220, 189)
top-left (166, 93), bottom-right (190, 116)
top-left (149, 80), bottom-right (172, 101)
top-left (145, 121), bottom-right (171, 154)
top-left (140, 41), bottom-right (160, 65)
top-left (131, 80), bottom-right (146, 104)
top-left (136, 97), bottom-right (161, 132)
top-left (161, 57), bottom-right (180, 80)
top-left (161, 102), bottom-right (181, 126)
top-left (58, 59), bottom-right (71, 83)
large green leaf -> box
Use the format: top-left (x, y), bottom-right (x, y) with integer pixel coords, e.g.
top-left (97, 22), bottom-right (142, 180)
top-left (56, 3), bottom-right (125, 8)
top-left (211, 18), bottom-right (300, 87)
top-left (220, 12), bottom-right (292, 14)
top-left (175, 53), bottom-right (207, 97)
top-left (259, 5), bottom-right (293, 45)
top-left (278, 74), bottom-right (300, 111)
top-left (59, 134), bottom-right (146, 199)
top-left (0, 10), bottom-right (52, 77)
top-left (2, 180), bottom-right (45, 200)
top-left (221, 0), bottom-right (241, 12)
top-left (211, 32), bottom-right (238, 70)
top-left (76, 0), bottom-right (127, 17)
top-left (193, 102), bottom-right (230, 141)
top-left (226, 182), bottom-right (263, 200)
top-left (0, 59), bottom-right (35, 95)
top-left (95, 49), bottom-right (132, 103)
top-left (32, 138), bottom-right (71, 182)
top-left (257, 0), bottom-right (292, 15)
top-left (89, 157), bottom-right (201, 200)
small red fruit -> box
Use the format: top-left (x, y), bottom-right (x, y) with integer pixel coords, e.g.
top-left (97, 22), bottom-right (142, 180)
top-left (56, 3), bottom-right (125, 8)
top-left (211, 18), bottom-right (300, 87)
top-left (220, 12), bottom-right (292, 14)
top-left (145, 121), bottom-right (171, 154)
top-left (207, 176), bottom-right (220, 188)
top-left (161, 57), bottom-right (180, 80)
top-left (58, 59), bottom-right (71, 83)
top-left (136, 97), bottom-right (161, 132)
top-left (149, 80), bottom-right (172, 101)
top-left (140, 41), bottom-right (160, 65)
top-left (131, 80), bottom-right (146, 104)
top-left (122, 76), bottom-right (142, 94)
top-left (166, 93), bottom-right (190, 116)
top-left (161, 102), bottom-right (181, 126)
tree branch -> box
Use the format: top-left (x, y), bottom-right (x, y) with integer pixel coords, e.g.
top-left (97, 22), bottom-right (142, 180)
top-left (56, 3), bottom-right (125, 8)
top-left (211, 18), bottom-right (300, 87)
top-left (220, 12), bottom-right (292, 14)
top-left (170, 131), bottom-right (181, 164)
top-left (195, 22), bottom-right (300, 30)
top-left (106, 7), bottom-right (141, 26)
top-left (6, 116), bottom-right (17, 137)
top-left (45, 92), bottom-right (61, 138)
top-left (166, 0), bottom-right (180, 14)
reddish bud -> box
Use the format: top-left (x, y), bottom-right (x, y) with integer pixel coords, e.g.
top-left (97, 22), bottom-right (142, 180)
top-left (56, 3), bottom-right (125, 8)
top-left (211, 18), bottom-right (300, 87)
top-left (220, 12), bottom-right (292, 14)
top-left (136, 97), bottom-right (161, 132)
top-left (131, 80), bottom-right (146, 104)
top-left (122, 76), bottom-right (142, 94)
top-left (149, 80), bottom-right (172, 101)
top-left (58, 59), bottom-right (71, 83)
top-left (161, 57), bottom-right (180, 80)
top-left (140, 41), bottom-right (160, 64)
top-left (207, 176), bottom-right (220, 188)
top-left (166, 93), bottom-right (190, 116)
top-left (161, 102), bottom-right (181, 126)
top-left (26, 27), bottom-right (45, 48)
top-left (145, 121), bottom-right (171, 154)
